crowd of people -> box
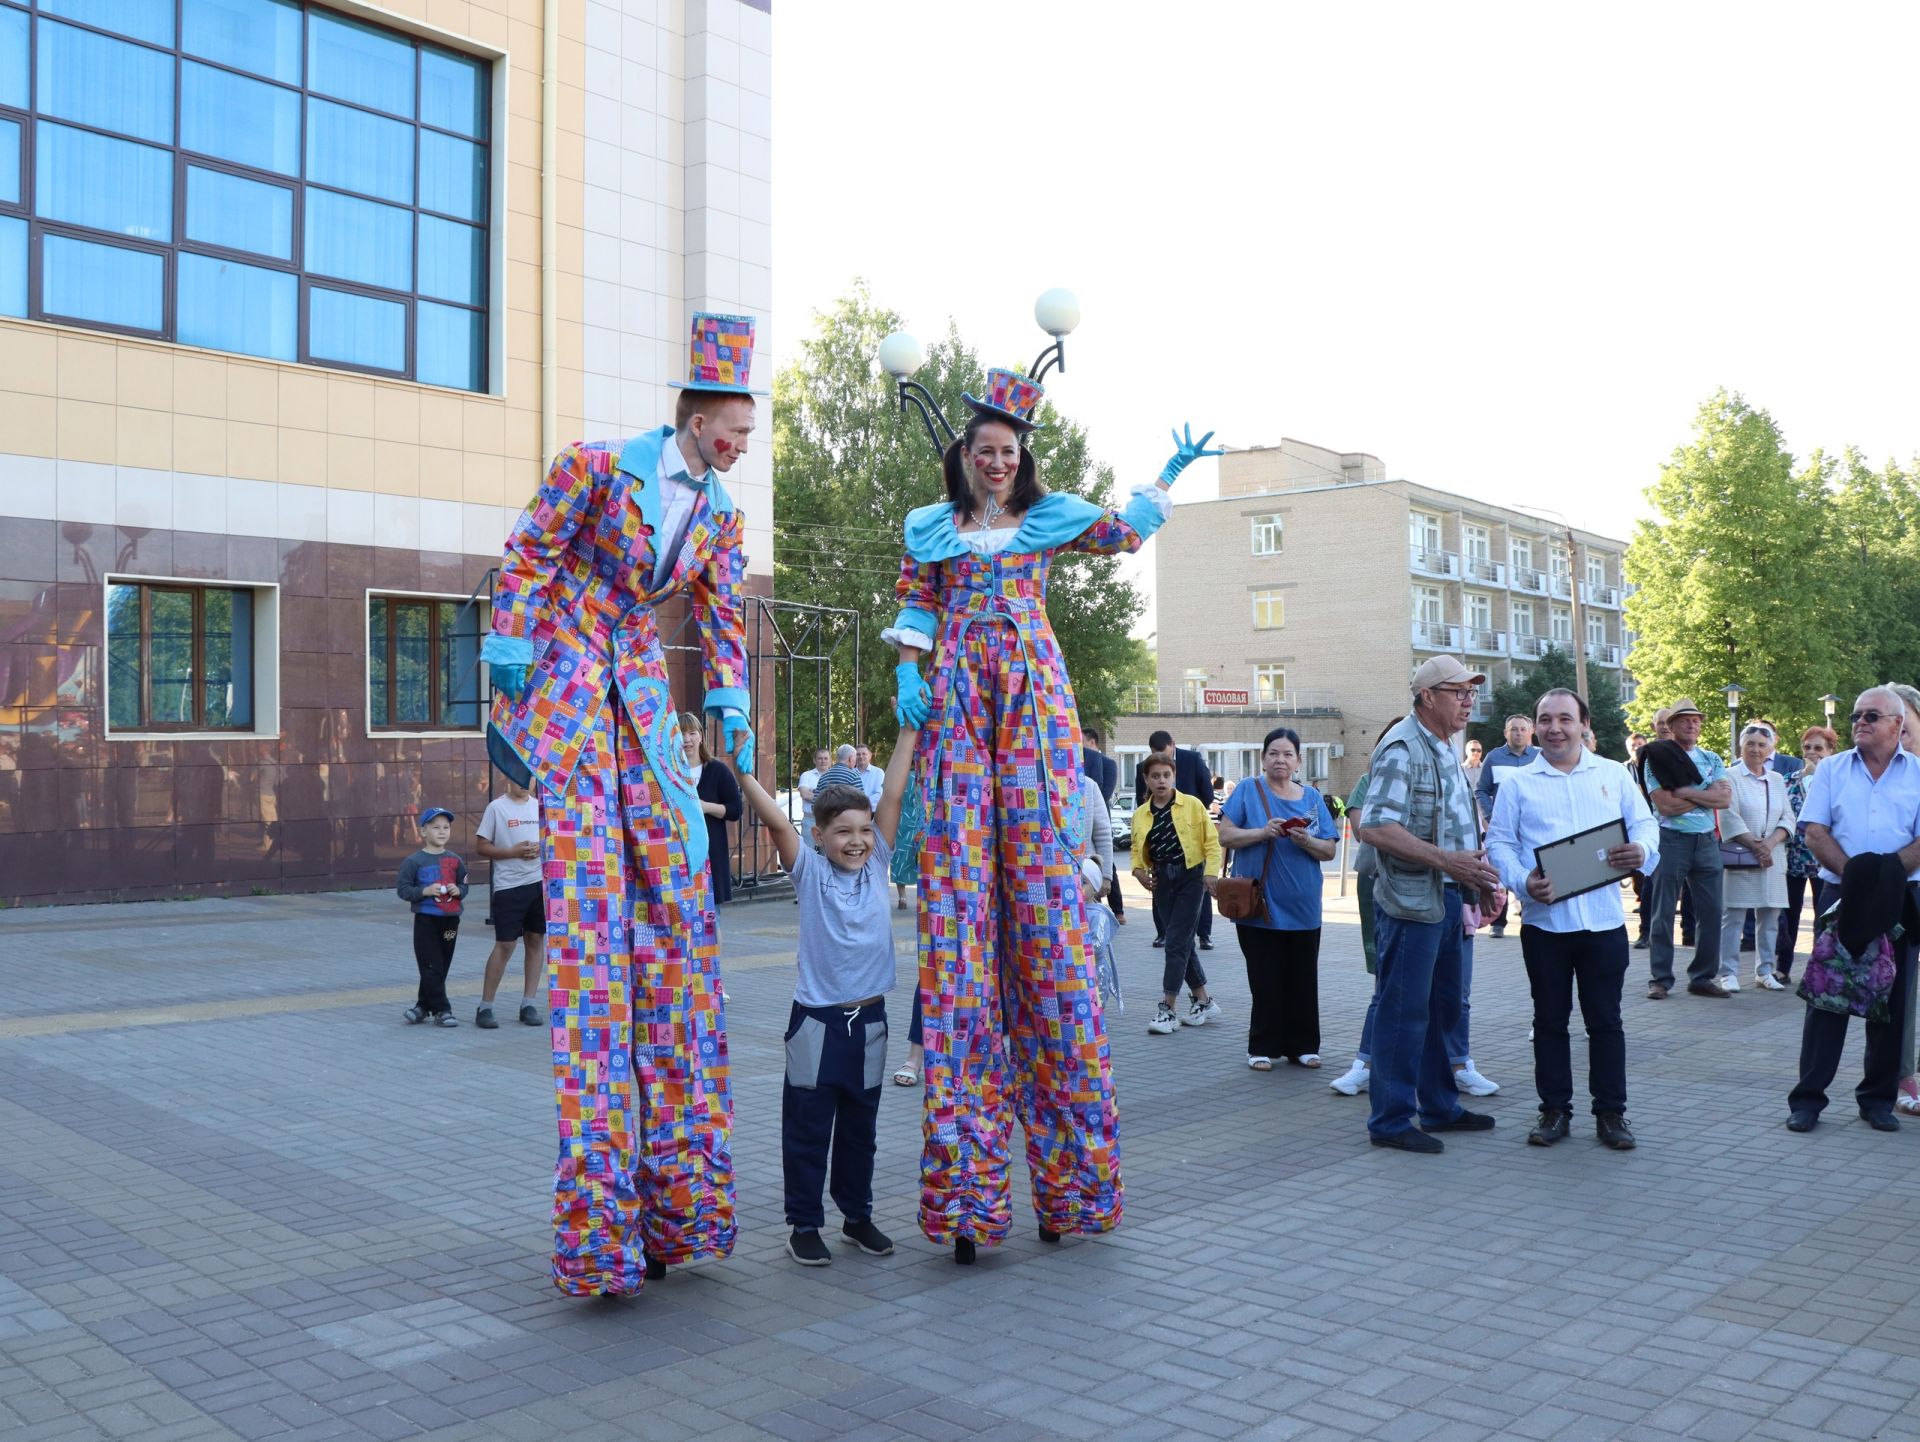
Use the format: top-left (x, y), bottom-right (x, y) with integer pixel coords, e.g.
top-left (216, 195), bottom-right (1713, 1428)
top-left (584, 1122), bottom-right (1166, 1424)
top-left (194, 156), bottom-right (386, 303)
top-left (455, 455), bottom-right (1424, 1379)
top-left (436, 310), bottom-right (1917, 1295)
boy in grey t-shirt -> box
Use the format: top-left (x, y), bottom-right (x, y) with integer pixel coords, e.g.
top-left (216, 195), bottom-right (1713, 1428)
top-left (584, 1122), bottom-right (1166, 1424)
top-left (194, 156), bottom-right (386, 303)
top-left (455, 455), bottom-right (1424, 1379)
top-left (731, 723), bottom-right (919, 1267)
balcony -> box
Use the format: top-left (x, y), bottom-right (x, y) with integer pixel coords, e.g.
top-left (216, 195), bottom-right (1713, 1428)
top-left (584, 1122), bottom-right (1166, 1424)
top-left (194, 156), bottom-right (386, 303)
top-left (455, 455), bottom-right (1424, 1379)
top-left (1548, 572), bottom-right (1574, 601)
top-left (1124, 685), bottom-right (1340, 716)
top-left (1409, 546), bottom-right (1460, 580)
top-left (1509, 632), bottom-right (1550, 660)
top-left (1412, 621), bottom-right (1462, 652)
top-left (1461, 555), bottom-right (1508, 588)
top-left (1462, 627), bottom-right (1508, 658)
top-left (1511, 566), bottom-right (1548, 597)
top-left (1581, 581), bottom-right (1622, 610)
top-left (1585, 642), bottom-right (1622, 668)
top-left (1471, 693), bottom-right (1493, 722)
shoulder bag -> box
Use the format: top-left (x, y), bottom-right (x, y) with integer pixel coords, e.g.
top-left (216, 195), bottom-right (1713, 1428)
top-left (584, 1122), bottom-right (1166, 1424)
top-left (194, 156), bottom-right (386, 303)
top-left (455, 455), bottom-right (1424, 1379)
top-left (1216, 782), bottom-right (1282, 923)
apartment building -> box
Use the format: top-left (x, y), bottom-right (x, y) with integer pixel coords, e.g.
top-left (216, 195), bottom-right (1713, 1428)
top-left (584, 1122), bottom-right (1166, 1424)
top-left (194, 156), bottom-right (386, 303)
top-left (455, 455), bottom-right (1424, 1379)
top-left (0, 0), bottom-right (774, 905)
top-left (1113, 439), bottom-right (1633, 797)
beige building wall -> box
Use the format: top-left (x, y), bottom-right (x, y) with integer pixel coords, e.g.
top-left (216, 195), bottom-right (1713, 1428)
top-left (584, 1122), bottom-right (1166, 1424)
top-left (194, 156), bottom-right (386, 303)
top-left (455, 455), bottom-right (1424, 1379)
top-left (1121, 445), bottom-right (1632, 797)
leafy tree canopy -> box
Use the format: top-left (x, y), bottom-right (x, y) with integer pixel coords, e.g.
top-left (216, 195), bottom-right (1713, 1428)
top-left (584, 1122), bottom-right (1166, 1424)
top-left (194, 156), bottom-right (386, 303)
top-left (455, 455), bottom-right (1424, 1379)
top-left (1471, 645), bottom-right (1628, 759)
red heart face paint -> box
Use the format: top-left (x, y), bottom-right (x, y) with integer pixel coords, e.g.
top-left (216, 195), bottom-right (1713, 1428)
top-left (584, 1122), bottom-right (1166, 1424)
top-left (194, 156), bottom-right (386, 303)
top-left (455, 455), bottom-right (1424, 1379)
top-left (713, 438), bottom-right (733, 457)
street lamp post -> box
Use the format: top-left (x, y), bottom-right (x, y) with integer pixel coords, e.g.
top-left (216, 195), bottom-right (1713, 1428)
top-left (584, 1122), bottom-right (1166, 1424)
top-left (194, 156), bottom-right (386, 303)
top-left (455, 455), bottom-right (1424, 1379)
top-left (1722, 683), bottom-right (1746, 752)
top-left (878, 289), bottom-right (1082, 461)
top-left (1820, 693), bottom-right (1840, 729)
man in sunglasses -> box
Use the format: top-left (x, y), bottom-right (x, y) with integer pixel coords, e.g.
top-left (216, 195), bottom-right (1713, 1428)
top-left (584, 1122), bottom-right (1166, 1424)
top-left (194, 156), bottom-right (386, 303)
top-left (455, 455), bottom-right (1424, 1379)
top-left (1786, 688), bottom-right (1920, 1132)
top-left (1643, 698), bottom-right (1734, 999)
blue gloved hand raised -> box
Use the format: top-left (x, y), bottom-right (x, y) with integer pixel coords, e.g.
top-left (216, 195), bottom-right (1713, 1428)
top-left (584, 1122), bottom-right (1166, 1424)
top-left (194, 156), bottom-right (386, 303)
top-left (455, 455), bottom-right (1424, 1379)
top-left (895, 662), bottom-right (931, 729)
top-left (1158, 423), bottom-right (1225, 487)
top-left (721, 711), bottom-right (755, 774)
top-left (481, 633), bottom-right (535, 702)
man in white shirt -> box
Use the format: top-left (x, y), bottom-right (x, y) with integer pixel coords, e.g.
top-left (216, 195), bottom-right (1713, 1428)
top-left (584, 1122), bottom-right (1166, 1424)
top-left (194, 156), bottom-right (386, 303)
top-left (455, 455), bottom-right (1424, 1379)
top-left (1488, 688), bottom-right (1660, 1150)
top-left (797, 747), bottom-right (830, 831)
top-left (856, 744), bottom-right (887, 808)
top-left (1787, 687), bottom-right (1920, 1132)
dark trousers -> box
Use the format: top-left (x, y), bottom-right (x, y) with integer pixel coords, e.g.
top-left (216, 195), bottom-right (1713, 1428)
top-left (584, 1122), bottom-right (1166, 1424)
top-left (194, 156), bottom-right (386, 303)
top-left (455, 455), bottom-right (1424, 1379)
top-left (1774, 872), bottom-right (1811, 980)
top-left (1788, 885), bottom-right (1915, 1119)
top-left (907, 986), bottom-right (923, 1046)
top-left (1157, 861), bottom-right (1209, 996)
top-left (1107, 871), bottom-right (1125, 918)
top-left (412, 913), bottom-right (457, 1014)
top-left (1156, 877), bottom-right (1211, 941)
top-left (1648, 830), bottom-right (1722, 988)
top-left (781, 1000), bottom-right (886, 1229)
top-left (1238, 924), bottom-right (1321, 1059)
top-left (1522, 924), bottom-right (1628, 1115)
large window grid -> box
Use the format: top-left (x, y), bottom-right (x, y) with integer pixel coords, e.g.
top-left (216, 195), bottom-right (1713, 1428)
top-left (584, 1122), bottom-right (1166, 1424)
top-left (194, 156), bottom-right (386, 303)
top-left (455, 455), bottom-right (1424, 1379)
top-left (106, 579), bottom-right (256, 731)
top-left (0, 0), bottom-right (490, 390)
top-left (368, 592), bottom-right (482, 732)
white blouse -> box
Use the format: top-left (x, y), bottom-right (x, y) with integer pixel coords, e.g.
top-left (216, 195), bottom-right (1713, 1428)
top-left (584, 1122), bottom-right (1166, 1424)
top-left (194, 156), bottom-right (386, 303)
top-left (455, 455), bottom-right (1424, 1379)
top-left (882, 483), bottom-right (1171, 652)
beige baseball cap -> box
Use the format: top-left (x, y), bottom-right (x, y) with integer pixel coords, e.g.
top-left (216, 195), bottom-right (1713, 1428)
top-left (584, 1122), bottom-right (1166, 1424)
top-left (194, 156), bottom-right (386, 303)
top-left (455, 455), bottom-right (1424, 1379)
top-left (1410, 655), bottom-right (1487, 692)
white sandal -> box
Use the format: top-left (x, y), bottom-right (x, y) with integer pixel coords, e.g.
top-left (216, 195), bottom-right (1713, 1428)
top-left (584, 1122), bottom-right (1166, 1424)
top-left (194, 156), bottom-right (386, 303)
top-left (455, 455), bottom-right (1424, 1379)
top-left (892, 1064), bottom-right (919, 1087)
top-left (1290, 1054), bottom-right (1323, 1069)
top-left (1247, 1055), bottom-right (1273, 1071)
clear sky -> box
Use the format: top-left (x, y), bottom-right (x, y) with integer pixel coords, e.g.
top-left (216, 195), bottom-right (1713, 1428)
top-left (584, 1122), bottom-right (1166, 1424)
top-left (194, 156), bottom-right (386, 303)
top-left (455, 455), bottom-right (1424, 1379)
top-left (771, 2), bottom-right (1920, 631)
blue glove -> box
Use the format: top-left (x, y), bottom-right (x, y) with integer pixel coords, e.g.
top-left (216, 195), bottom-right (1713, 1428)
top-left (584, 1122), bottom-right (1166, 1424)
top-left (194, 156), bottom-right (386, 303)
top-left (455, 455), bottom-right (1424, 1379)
top-left (481, 633), bottom-right (534, 702)
top-left (1158, 423), bottom-right (1225, 486)
top-left (721, 711), bottom-right (755, 773)
top-left (895, 662), bottom-right (931, 729)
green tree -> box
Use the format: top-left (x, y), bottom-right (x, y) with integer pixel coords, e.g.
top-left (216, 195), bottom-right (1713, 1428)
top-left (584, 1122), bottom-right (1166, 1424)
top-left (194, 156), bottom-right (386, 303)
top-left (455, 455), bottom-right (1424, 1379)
top-left (1470, 645), bottom-right (1629, 759)
top-left (771, 283), bottom-right (1146, 775)
top-left (1623, 389), bottom-right (1836, 743)
top-left (1826, 447), bottom-right (1920, 699)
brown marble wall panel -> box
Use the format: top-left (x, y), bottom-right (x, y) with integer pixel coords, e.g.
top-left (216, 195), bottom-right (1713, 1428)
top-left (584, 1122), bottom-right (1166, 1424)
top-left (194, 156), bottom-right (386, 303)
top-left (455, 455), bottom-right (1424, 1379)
top-left (0, 528), bottom-right (779, 906)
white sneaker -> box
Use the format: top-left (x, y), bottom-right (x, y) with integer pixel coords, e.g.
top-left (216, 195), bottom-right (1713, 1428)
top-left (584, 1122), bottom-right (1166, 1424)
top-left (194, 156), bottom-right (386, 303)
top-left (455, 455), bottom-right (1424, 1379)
top-left (1148, 1004), bottom-right (1179, 1035)
top-left (1757, 972), bottom-right (1786, 991)
top-left (1719, 974), bottom-right (1741, 993)
top-left (1329, 1061), bottom-right (1370, 1095)
top-left (1454, 1063), bottom-right (1500, 1097)
top-left (1183, 998), bottom-right (1211, 1027)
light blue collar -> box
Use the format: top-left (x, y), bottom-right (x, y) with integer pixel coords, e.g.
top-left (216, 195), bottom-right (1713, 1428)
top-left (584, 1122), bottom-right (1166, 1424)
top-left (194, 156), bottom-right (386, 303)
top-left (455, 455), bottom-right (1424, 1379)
top-left (615, 424), bottom-right (738, 539)
top-left (903, 492), bottom-right (1103, 563)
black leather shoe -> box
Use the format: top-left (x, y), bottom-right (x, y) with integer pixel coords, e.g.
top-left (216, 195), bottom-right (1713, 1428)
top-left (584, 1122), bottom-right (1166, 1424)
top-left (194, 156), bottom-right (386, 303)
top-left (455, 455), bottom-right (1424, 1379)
top-left (954, 1238), bottom-right (977, 1265)
top-left (1595, 1112), bottom-right (1636, 1149)
top-left (1037, 1226), bottom-right (1061, 1244)
top-left (644, 1255), bottom-right (667, 1282)
top-left (1861, 1110), bottom-right (1901, 1133)
top-left (1422, 1109), bottom-right (1496, 1133)
top-left (1632, 933), bottom-right (1649, 949)
top-left (1687, 979), bottom-right (1731, 999)
top-left (1198, 938), bottom-right (1213, 951)
top-left (1370, 1129), bottom-right (1443, 1153)
top-left (1151, 936), bottom-right (1165, 948)
top-left (1785, 1111), bottom-right (1818, 1133)
top-left (1527, 1109), bottom-right (1571, 1146)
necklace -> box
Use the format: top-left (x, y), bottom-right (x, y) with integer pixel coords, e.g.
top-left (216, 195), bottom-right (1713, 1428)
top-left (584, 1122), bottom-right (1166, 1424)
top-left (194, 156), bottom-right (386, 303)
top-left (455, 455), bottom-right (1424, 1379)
top-left (970, 494), bottom-right (1006, 531)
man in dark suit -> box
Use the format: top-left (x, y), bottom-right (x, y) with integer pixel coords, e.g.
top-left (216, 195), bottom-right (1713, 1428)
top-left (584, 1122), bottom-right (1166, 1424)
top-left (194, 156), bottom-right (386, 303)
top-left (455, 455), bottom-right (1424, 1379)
top-left (1136, 730), bottom-right (1215, 949)
top-left (1083, 725), bottom-right (1124, 923)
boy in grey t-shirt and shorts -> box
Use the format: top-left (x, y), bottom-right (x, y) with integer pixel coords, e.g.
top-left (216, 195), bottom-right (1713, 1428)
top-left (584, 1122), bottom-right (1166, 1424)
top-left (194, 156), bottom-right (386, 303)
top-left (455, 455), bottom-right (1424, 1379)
top-left (474, 774), bottom-right (545, 1029)
top-left (730, 721), bottom-right (919, 1267)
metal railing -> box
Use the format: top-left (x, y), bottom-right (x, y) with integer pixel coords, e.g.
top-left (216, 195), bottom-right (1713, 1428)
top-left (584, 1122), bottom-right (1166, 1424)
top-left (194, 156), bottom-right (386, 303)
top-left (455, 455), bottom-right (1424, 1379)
top-left (1510, 566), bottom-right (1547, 596)
top-left (1463, 626), bottom-right (1507, 656)
top-left (1124, 685), bottom-right (1340, 715)
top-left (1585, 641), bottom-right (1622, 667)
top-left (1412, 621), bottom-right (1462, 651)
top-left (1548, 572), bottom-right (1574, 600)
top-left (1581, 581), bottom-right (1622, 609)
top-left (1509, 632), bottom-right (1549, 659)
top-left (1408, 545), bottom-right (1460, 580)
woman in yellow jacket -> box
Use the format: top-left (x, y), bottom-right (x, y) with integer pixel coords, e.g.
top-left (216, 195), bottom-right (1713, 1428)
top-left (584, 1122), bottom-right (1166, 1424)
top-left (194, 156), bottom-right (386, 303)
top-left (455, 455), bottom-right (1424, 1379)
top-left (1131, 753), bottom-right (1224, 1035)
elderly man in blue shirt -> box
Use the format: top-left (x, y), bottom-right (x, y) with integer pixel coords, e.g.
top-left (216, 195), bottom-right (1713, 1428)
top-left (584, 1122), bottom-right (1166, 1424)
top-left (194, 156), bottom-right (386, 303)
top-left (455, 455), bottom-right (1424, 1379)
top-left (1474, 715), bottom-right (1540, 937)
top-left (1644, 698), bottom-right (1735, 999)
top-left (1786, 687), bottom-right (1920, 1133)
top-left (1489, 688), bottom-right (1661, 1150)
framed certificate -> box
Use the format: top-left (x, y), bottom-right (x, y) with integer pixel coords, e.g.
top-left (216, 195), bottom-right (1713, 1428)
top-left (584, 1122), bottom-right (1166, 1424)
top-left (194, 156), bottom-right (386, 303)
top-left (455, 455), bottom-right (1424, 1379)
top-left (1534, 818), bottom-right (1632, 901)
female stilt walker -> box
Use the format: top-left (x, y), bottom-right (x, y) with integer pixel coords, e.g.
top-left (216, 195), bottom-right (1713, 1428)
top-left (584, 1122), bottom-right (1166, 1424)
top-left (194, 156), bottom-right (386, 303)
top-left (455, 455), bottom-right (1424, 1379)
top-left (887, 367), bottom-right (1218, 1261)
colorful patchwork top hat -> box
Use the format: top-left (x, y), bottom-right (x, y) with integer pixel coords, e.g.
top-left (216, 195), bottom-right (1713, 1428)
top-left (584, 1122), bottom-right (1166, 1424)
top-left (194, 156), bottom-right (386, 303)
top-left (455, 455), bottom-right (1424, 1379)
top-left (669, 311), bottom-right (769, 395)
top-left (961, 367), bottom-right (1047, 433)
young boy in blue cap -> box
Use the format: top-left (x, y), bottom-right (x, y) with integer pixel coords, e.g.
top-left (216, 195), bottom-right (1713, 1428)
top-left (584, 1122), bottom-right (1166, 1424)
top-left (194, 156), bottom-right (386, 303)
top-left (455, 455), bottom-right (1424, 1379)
top-left (398, 806), bottom-right (469, 1027)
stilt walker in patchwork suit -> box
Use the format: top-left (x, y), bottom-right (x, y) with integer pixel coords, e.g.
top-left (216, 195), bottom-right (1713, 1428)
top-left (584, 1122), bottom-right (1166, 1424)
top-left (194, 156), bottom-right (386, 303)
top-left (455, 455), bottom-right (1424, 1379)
top-left (482, 313), bottom-right (763, 1296)
top-left (886, 366), bottom-right (1221, 1262)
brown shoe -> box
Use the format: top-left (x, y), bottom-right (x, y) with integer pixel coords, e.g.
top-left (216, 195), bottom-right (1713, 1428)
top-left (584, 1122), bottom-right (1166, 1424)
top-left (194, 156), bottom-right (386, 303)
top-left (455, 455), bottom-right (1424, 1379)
top-left (1687, 980), bottom-right (1731, 999)
top-left (1646, 983), bottom-right (1668, 1000)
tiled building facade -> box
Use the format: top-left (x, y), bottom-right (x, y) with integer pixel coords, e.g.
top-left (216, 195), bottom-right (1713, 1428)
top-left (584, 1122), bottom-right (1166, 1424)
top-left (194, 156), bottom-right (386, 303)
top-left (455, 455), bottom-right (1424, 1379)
top-left (0, 0), bottom-right (774, 905)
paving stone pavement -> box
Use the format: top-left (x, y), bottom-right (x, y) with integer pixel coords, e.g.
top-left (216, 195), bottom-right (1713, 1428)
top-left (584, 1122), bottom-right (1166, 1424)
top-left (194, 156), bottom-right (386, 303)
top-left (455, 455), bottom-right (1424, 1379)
top-left (2, 883), bottom-right (1919, 1442)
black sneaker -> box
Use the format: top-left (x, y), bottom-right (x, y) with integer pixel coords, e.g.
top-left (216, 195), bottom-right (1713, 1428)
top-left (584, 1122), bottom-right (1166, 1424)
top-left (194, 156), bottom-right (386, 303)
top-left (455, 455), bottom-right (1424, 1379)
top-left (1151, 935), bottom-right (1165, 948)
top-left (786, 1229), bottom-right (833, 1266)
top-left (518, 1003), bottom-right (542, 1026)
top-left (475, 1004), bottom-right (499, 1029)
top-left (840, 1219), bottom-right (894, 1256)
top-left (402, 1006), bottom-right (428, 1024)
top-left (1421, 1109), bottom-right (1495, 1133)
top-left (1370, 1129), bottom-right (1443, 1153)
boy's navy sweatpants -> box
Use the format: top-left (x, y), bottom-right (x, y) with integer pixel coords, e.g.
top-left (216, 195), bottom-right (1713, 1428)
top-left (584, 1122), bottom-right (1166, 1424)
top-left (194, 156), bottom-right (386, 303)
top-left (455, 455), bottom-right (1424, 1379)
top-left (781, 999), bottom-right (887, 1230)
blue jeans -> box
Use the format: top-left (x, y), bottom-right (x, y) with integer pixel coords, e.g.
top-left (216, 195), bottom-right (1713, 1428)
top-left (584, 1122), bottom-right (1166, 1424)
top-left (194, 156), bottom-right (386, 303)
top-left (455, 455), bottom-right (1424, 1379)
top-left (1367, 889), bottom-right (1467, 1137)
top-left (1357, 935), bottom-right (1469, 1065)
